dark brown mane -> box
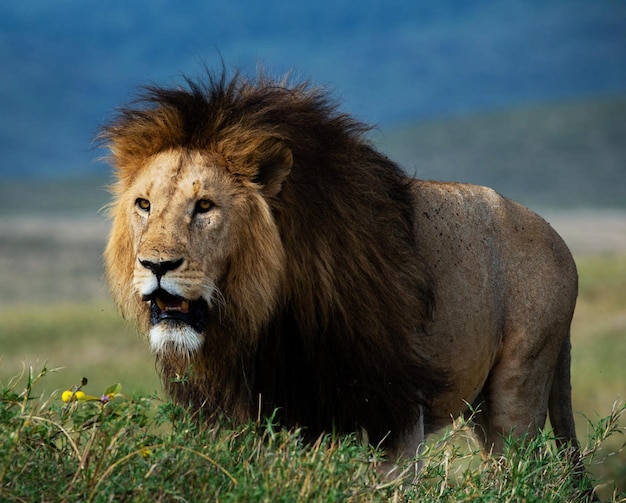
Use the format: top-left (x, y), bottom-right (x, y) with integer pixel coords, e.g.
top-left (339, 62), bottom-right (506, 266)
top-left (102, 71), bottom-right (448, 448)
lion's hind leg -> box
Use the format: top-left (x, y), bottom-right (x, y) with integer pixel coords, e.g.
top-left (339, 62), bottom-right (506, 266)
top-left (475, 329), bottom-right (595, 497)
top-left (471, 325), bottom-right (564, 456)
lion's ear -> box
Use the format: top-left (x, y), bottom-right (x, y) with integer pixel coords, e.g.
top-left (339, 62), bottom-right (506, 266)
top-left (253, 141), bottom-right (293, 197)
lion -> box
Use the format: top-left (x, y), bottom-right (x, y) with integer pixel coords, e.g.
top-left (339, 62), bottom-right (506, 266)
top-left (101, 71), bottom-right (584, 480)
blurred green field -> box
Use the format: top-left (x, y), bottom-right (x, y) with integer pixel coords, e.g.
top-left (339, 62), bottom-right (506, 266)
top-left (3, 254), bottom-right (623, 405)
top-left (568, 255), bottom-right (626, 496)
top-left (0, 302), bottom-right (158, 397)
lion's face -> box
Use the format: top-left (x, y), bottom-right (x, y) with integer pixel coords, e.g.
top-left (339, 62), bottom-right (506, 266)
top-left (106, 148), bottom-right (290, 356)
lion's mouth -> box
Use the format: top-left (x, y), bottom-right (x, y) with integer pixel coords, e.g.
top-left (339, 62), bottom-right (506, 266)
top-left (143, 289), bottom-right (210, 332)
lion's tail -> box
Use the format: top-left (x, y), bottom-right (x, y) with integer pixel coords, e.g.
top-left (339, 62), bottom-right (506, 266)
top-left (548, 334), bottom-right (588, 485)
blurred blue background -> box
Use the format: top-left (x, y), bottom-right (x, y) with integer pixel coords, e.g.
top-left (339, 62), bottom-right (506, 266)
top-left (1, 0), bottom-right (625, 187)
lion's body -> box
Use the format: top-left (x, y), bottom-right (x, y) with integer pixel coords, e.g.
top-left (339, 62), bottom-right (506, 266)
top-left (409, 181), bottom-right (578, 453)
top-left (102, 72), bottom-right (581, 472)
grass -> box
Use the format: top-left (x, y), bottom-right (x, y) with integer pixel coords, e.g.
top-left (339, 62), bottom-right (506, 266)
top-left (0, 253), bottom-right (624, 500)
top-left (1, 366), bottom-right (622, 502)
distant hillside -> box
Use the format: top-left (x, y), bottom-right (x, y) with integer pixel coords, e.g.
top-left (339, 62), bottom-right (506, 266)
top-left (0, 96), bottom-right (624, 217)
top-left (375, 96), bottom-right (626, 209)
top-left (0, 176), bottom-right (111, 217)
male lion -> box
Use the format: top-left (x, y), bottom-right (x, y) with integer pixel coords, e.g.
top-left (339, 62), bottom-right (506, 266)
top-left (102, 72), bottom-right (583, 479)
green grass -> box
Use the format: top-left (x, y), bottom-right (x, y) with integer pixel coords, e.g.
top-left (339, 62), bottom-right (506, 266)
top-left (0, 255), bottom-right (624, 500)
top-left (1, 367), bottom-right (622, 502)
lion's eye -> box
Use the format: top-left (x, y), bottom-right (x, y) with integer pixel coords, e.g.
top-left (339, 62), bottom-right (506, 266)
top-left (136, 198), bottom-right (151, 212)
top-left (194, 199), bottom-right (214, 214)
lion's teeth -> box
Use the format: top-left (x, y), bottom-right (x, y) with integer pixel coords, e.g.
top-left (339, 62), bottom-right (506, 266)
top-left (154, 296), bottom-right (190, 313)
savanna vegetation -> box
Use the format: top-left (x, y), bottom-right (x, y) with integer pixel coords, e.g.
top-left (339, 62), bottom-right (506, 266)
top-left (0, 364), bottom-right (623, 502)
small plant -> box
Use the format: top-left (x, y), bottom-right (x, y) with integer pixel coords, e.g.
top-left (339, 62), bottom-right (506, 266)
top-left (0, 365), bottom-right (624, 502)
top-left (61, 377), bottom-right (122, 405)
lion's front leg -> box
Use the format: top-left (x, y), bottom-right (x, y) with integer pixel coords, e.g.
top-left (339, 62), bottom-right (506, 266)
top-left (377, 405), bottom-right (425, 482)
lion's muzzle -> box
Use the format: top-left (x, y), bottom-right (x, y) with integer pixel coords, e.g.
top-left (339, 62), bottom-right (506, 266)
top-left (136, 258), bottom-right (214, 350)
top-left (142, 288), bottom-right (211, 355)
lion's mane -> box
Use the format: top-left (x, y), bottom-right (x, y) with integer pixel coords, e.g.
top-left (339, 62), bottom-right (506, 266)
top-left (102, 72), bottom-right (447, 447)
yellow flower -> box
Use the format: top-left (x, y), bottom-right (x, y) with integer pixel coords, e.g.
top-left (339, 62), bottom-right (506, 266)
top-left (61, 382), bottom-right (120, 404)
top-left (61, 390), bottom-right (86, 402)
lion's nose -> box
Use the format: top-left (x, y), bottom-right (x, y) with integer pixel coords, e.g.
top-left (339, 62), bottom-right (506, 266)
top-left (139, 258), bottom-right (184, 280)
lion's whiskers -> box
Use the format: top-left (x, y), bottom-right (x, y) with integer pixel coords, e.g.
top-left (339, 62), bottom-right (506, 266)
top-left (206, 281), bottom-right (226, 321)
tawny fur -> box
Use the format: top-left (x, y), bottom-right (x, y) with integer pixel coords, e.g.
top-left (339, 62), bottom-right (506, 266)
top-left (101, 71), bottom-right (583, 474)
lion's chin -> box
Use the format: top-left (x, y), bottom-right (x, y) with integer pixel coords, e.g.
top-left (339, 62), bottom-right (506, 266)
top-left (149, 322), bottom-right (204, 356)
